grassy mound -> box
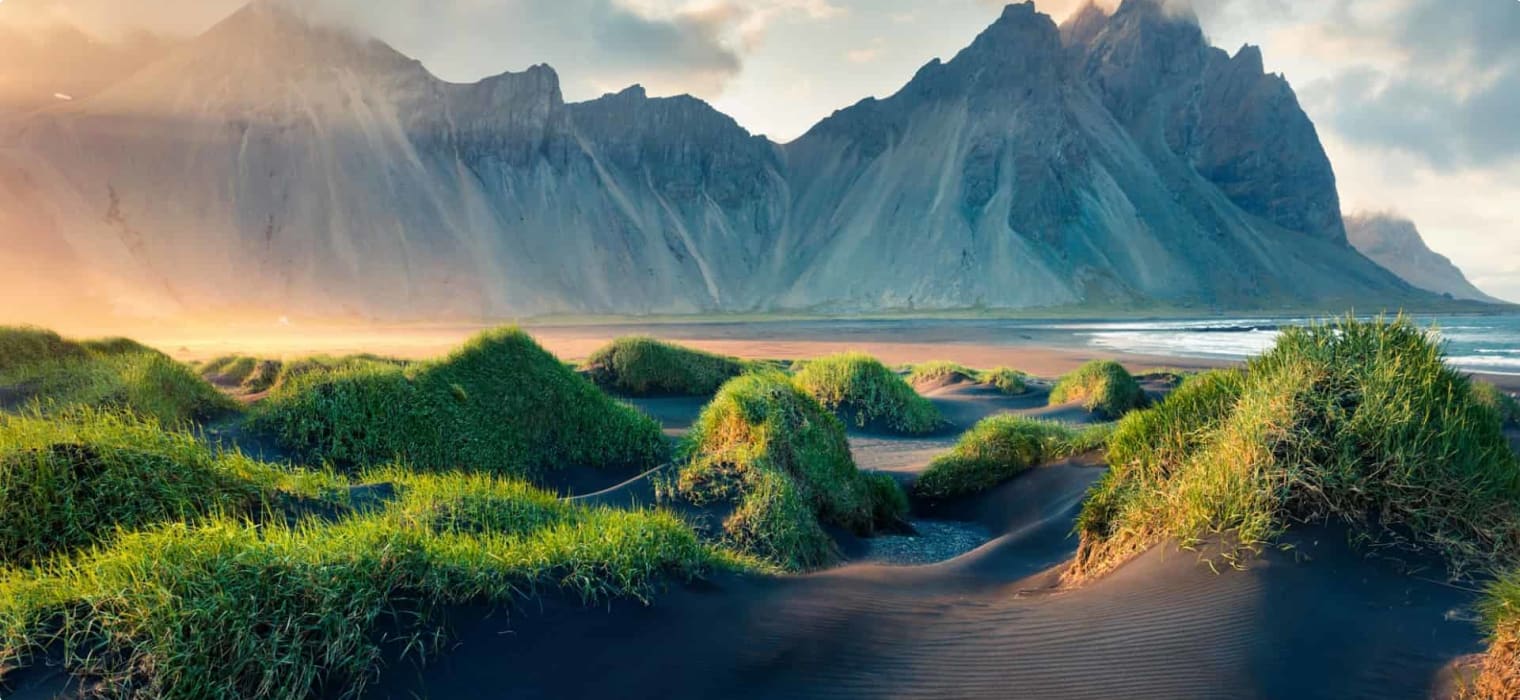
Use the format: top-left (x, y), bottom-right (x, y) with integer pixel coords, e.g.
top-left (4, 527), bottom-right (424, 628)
top-left (1, 329), bottom-right (233, 426)
top-left (0, 409), bottom-right (343, 566)
top-left (907, 361), bottom-right (981, 387)
top-left (253, 327), bottom-right (666, 477)
top-left (914, 416), bottom-right (1112, 501)
top-left (1071, 318), bottom-right (1520, 582)
top-left (985, 367), bottom-right (1030, 395)
top-left (0, 468), bottom-right (721, 699)
top-left (583, 337), bottom-right (747, 396)
top-left (0, 327), bottom-right (89, 373)
top-left (905, 362), bottom-right (1029, 396)
top-left (1049, 360), bottom-right (1146, 418)
top-left (673, 372), bottom-right (907, 570)
top-left (793, 353), bottom-right (943, 435)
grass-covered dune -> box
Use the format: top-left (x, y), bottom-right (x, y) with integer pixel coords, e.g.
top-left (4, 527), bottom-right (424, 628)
top-left (672, 372), bottom-right (907, 570)
top-left (1071, 318), bottom-right (1520, 583)
top-left (0, 409), bottom-right (344, 567)
top-left (907, 362), bottom-right (1030, 396)
top-left (583, 336), bottom-right (748, 396)
top-left (0, 466), bottom-right (725, 699)
top-left (914, 416), bottom-right (1111, 501)
top-left (0, 327), bottom-right (233, 426)
top-left (201, 353), bottom-right (407, 396)
top-left (253, 327), bottom-right (666, 477)
top-left (793, 353), bottom-right (944, 435)
top-left (1048, 360), bottom-right (1146, 419)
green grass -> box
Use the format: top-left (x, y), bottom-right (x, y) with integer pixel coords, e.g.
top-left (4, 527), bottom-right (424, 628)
top-left (905, 362), bottom-right (1029, 396)
top-left (1478, 574), bottom-right (1520, 697)
top-left (793, 353), bottom-right (944, 435)
top-left (914, 416), bottom-right (1112, 501)
top-left (0, 408), bottom-right (345, 567)
top-left (253, 327), bottom-right (667, 477)
top-left (985, 367), bottom-right (1030, 395)
top-left (1049, 360), bottom-right (1146, 419)
top-left (583, 336), bottom-right (748, 396)
top-left (0, 327), bottom-right (89, 374)
top-left (0, 468), bottom-right (725, 699)
top-left (1071, 317), bottom-right (1520, 582)
top-left (672, 372), bottom-right (907, 570)
top-left (907, 361), bottom-right (981, 386)
top-left (1475, 381), bottom-right (1520, 427)
top-left (1, 329), bottom-right (235, 426)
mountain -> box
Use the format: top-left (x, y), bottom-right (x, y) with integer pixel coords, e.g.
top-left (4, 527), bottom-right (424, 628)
top-left (0, 0), bottom-right (1452, 322)
top-left (1345, 213), bottom-right (1499, 303)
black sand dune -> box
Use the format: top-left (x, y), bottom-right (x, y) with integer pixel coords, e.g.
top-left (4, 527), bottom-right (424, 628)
top-left (373, 458), bottom-right (1481, 700)
top-left (368, 386), bottom-right (1484, 700)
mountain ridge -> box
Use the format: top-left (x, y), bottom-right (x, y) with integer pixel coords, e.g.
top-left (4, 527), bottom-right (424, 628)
top-left (0, 0), bottom-right (1485, 323)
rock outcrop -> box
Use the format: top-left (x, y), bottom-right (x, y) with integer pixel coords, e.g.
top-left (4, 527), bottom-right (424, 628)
top-left (1345, 213), bottom-right (1499, 302)
top-left (0, 0), bottom-right (1459, 322)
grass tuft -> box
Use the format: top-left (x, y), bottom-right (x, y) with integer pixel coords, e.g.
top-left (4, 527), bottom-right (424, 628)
top-left (1070, 317), bottom-right (1520, 582)
top-left (914, 416), bottom-right (1112, 501)
top-left (673, 372), bottom-right (907, 570)
top-left (1474, 381), bottom-right (1520, 427)
top-left (583, 337), bottom-right (748, 396)
top-left (253, 327), bottom-right (667, 477)
top-left (0, 408), bottom-right (345, 566)
top-left (1, 329), bottom-right (234, 426)
top-left (985, 367), bottom-right (1030, 395)
top-left (0, 468), bottom-right (722, 699)
top-left (1049, 360), bottom-right (1146, 419)
top-left (793, 353), bottom-right (944, 435)
top-left (907, 362), bottom-right (981, 387)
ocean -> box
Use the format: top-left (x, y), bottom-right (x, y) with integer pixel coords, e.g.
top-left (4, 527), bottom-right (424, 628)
top-left (1039, 314), bottom-right (1520, 376)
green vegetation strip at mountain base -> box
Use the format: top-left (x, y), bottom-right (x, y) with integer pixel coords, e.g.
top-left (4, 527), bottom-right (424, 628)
top-left (1071, 318), bottom-right (1520, 583)
top-left (253, 327), bottom-right (666, 477)
top-left (672, 372), bottom-right (907, 571)
top-left (0, 327), bottom-right (234, 426)
top-left (914, 416), bottom-right (1112, 501)
top-left (1049, 360), bottom-right (1146, 419)
top-left (0, 467), bottom-right (728, 700)
top-left (584, 336), bottom-right (748, 396)
top-left (793, 353), bottom-right (944, 435)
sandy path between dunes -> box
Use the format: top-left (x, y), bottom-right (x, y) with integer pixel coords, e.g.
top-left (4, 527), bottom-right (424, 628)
top-left (369, 381), bottom-right (1487, 700)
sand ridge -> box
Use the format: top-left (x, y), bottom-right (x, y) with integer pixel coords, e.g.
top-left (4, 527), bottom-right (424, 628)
top-left (369, 380), bottom-right (1487, 700)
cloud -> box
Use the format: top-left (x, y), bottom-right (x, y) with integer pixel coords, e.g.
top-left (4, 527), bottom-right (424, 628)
top-left (1284, 0), bottom-right (1520, 170)
top-left (846, 37), bottom-right (885, 64)
top-left (0, 0), bottom-right (846, 102)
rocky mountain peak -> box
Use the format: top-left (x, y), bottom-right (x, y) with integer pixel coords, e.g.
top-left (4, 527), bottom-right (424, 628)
top-left (191, 0), bottom-right (421, 79)
top-left (1346, 213), bottom-right (1498, 302)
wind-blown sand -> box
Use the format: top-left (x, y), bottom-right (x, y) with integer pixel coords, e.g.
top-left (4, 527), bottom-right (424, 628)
top-left (367, 379), bottom-right (1486, 700)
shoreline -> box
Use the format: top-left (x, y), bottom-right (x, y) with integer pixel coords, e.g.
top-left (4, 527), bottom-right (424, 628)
top-left (145, 320), bottom-right (1520, 392)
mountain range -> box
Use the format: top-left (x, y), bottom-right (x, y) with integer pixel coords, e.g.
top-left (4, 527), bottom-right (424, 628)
top-left (0, 0), bottom-right (1498, 321)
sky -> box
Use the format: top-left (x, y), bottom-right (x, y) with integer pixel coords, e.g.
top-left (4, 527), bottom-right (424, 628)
top-left (0, 0), bottom-right (1516, 301)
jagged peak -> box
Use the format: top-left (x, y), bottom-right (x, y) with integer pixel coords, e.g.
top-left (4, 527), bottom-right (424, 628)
top-left (951, 1), bottom-right (1062, 68)
top-left (1231, 44), bottom-right (1264, 73)
top-left (1060, 1), bottom-right (1113, 47)
top-left (187, 0), bottom-right (421, 78)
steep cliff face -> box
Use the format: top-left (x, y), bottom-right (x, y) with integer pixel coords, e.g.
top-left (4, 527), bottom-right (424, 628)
top-left (777, 1), bottom-right (1404, 310)
top-left (1069, 0), bottom-right (1346, 243)
top-left (0, 0), bottom-right (1447, 321)
top-left (1346, 214), bottom-right (1499, 303)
